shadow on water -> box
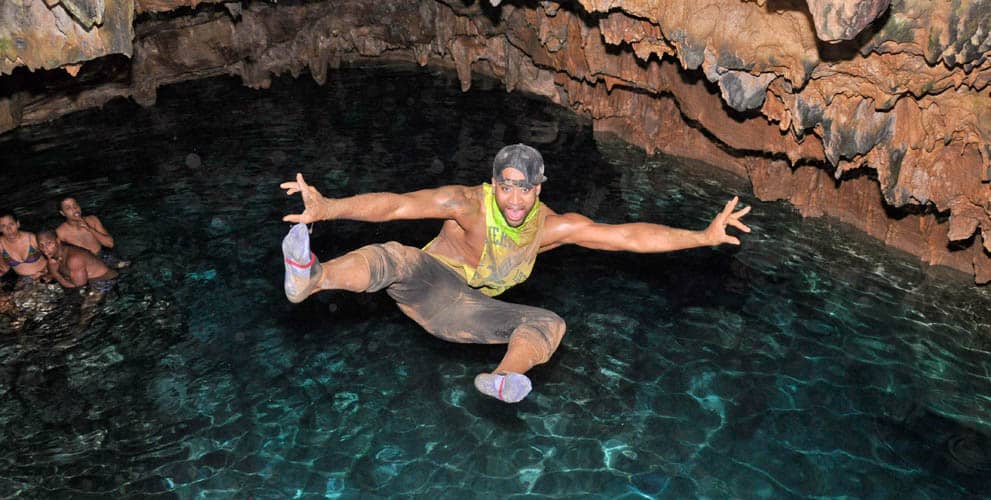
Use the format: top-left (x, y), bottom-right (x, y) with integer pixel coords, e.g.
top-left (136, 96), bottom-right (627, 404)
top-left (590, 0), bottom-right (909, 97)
top-left (0, 62), bottom-right (990, 498)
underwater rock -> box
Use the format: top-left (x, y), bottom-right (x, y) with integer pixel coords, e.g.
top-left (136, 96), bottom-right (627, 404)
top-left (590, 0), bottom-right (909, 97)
top-left (184, 153), bottom-right (202, 169)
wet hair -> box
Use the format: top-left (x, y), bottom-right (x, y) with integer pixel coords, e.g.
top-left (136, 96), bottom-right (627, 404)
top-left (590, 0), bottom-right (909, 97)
top-left (37, 229), bottom-right (57, 241)
top-left (0, 210), bottom-right (17, 222)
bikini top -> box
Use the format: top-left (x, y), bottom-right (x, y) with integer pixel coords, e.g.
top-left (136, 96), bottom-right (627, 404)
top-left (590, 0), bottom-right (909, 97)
top-left (2, 242), bottom-right (42, 267)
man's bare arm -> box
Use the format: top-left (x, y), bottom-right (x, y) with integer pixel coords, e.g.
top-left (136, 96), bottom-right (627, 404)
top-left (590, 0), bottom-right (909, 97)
top-left (541, 197), bottom-right (751, 253)
top-left (46, 259), bottom-right (76, 288)
top-left (281, 173), bottom-right (475, 225)
top-left (84, 216), bottom-right (115, 248)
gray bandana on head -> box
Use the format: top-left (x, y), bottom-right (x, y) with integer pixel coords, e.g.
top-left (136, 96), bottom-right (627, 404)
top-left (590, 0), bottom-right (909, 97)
top-left (492, 144), bottom-right (547, 188)
top-left (498, 178), bottom-right (532, 188)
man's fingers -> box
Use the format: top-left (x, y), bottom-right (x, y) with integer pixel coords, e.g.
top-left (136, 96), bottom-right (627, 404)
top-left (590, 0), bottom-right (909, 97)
top-left (722, 196), bottom-right (739, 214)
top-left (281, 173), bottom-right (310, 193)
top-left (714, 196), bottom-right (739, 224)
top-left (729, 219), bottom-right (751, 233)
top-left (724, 235), bottom-right (740, 245)
top-left (733, 205), bottom-right (752, 218)
top-left (282, 174), bottom-right (310, 223)
top-left (280, 181), bottom-right (301, 196)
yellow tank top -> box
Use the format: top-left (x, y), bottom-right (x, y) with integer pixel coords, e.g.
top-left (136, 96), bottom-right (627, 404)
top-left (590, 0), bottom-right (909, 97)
top-left (424, 183), bottom-right (544, 296)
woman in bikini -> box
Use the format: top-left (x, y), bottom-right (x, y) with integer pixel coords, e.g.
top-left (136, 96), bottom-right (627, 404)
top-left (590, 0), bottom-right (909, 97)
top-left (1, 210), bottom-right (48, 286)
top-left (1, 211), bottom-right (66, 327)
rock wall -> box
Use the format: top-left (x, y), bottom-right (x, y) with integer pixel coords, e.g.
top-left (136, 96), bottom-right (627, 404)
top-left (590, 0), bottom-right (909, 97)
top-left (1, 0), bottom-right (989, 282)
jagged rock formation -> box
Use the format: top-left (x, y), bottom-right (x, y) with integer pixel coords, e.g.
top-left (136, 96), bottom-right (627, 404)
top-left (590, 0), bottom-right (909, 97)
top-left (0, 0), bottom-right (134, 75)
top-left (1, 0), bottom-right (989, 282)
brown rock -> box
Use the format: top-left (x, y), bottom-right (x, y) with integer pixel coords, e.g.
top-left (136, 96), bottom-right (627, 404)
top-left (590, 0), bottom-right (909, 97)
top-left (0, 0), bottom-right (134, 75)
top-left (806, 0), bottom-right (892, 42)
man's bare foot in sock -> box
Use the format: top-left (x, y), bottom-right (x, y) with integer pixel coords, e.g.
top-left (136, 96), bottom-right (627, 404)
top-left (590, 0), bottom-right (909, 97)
top-left (474, 372), bottom-right (532, 403)
top-left (282, 223), bottom-right (321, 303)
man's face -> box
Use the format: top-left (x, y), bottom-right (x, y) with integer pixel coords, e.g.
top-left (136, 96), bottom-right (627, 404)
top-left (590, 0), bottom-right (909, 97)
top-left (38, 234), bottom-right (59, 258)
top-left (60, 198), bottom-right (82, 220)
top-left (0, 216), bottom-right (18, 237)
top-left (492, 167), bottom-right (541, 227)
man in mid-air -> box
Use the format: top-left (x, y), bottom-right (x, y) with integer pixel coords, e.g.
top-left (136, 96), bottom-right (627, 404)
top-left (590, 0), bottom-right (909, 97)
top-left (281, 144), bottom-right (750, 403)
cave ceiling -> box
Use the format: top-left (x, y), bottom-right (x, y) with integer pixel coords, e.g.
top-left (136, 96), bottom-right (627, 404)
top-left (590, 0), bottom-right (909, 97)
top-left (2, 0), bottom-right (990, 283)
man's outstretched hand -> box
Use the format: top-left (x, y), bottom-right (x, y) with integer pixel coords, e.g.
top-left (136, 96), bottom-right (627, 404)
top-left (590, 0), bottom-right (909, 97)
top-left (704, 196), bottom-right (752, 246)
top-left (281, 173), bottom-right (326, 224)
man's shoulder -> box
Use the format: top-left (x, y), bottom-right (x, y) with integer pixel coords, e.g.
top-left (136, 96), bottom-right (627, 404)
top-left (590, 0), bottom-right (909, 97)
top-left (540, 210), bottom-right (595, 244)
top-left (443, 183), bottom-right (483, 197)
top-left (541, 205), bottom-right (575, 226)
top-left (467, 184), bottom-right (486, 201)
top-left (436, 184), bottom-right (483, 213)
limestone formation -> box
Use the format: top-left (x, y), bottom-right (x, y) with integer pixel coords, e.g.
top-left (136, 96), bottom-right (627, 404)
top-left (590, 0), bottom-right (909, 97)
top-left (0, 0), bottom-right (133, 75)
top-left (1, 0), bottom-right (989, 283)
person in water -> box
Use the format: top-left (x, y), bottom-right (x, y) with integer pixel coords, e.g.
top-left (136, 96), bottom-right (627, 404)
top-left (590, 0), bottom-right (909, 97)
top-left (38, 229), bottom-right (119, 326)
top-left (56, 197), bottom-right (130, 269)
top-left (280, 144), bottom-right (751, 403)
top-left (37, 230), bottom-right (118, 295)
top-left (0, 210), bottom-right (48, 284)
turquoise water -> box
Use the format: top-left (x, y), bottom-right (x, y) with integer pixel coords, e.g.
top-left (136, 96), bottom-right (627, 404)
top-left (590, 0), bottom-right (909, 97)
top-left (1, 64), bottom-right (989, 498)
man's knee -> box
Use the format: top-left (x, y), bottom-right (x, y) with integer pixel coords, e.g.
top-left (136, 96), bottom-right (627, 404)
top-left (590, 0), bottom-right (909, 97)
top-left (516, 311), bottom-right (567, 364)
top-left (352, 241), bottom-right (421, 293)
top-left (540, 311), bottom-right (567, 353)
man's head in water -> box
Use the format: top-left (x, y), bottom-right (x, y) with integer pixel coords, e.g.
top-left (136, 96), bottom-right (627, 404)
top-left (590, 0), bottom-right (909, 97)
top-left (37, 229), bottom-right (62, 261)
top-left (59, 197), bottom-right (84, 222)
top-left (491, 144), bottom-right (546, 227)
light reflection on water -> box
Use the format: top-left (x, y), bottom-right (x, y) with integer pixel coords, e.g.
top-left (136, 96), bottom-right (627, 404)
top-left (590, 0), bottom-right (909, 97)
top-left (0, 63), bottom-right (989, 498)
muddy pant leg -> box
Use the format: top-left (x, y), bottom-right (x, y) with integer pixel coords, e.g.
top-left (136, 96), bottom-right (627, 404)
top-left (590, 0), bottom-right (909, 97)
top-left (312, 249), bottom-right (375, 293)
top-left (314, 240), bottom-right (451, 295)
top-left (357, 243), bottom-right (567, 375)
top-left (427, 293), bottom-right (566, 375)
top-left (496, 320), bottom-right (567, 375)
